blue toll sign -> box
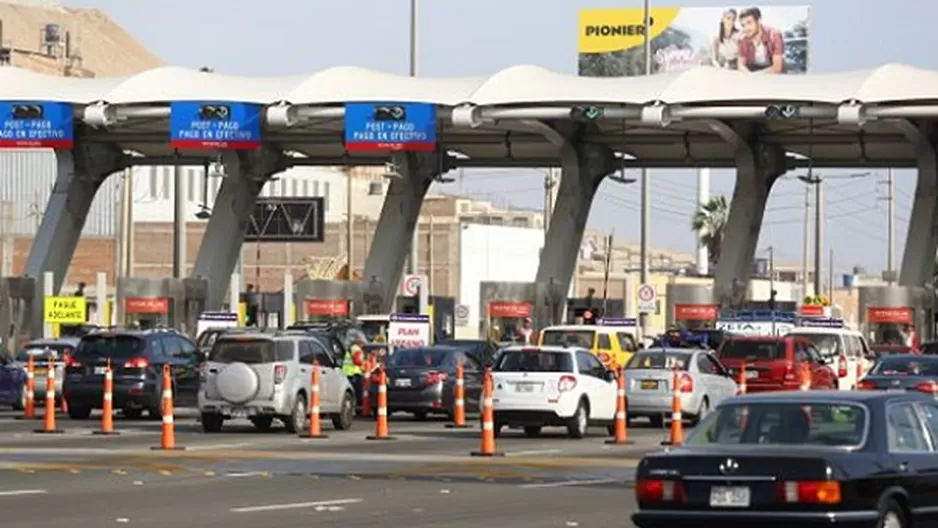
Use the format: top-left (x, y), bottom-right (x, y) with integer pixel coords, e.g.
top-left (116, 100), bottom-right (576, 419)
top-left (0, 102), bottom-right (74, 149)
top-left (170, 102), bottom-right (261, 150)
top-left (344, 103), bottom-right (436, 152)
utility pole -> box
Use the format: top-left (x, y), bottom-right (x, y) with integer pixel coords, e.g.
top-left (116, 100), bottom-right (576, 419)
top-left (345, 166), bottom-right (353, 277)
top-left (172, 163), bottom-right (186, 278)
top-left (543, 168), bottom-right (556, 244)
top-left (801, 184), bottom-right (810, 296)
top-left (639, 0), bottom-right (651, 337)
top-left (406, 0), bottom-right (419, 276)
top-left (768, 245), bottom-right (776, 334)
top-left (798, 172), bottom-right (823, 296)
top-left (886, 168), bottom-right (895, 282)
top-left (828, 247), bottom-right (834, 301)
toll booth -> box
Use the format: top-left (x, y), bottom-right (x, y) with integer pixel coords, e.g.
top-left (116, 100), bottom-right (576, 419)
top-left (116, 277), bottom-right (207, 335)
top-left (396, 295), bottom-right (456, 342)
top-left (479, 281), bottom-right (538, 342)
top-left (294, 279), bottom-right (358, 323)
top-left (858, 285), bottom-right (934, 343)
top-left (0, 276), bottom-right (37, 351)
top-left (666, 283), bottom-right (719, 330)
top-left (565, 293), bottom-right (625, 324)
top-left (240, 291), bottom-right (285, 328)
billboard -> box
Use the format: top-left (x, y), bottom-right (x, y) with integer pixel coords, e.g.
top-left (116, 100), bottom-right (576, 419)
top-left (578, 6), bottom-right (810, 76)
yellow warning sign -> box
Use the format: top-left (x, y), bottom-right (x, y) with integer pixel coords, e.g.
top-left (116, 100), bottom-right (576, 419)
top-left (44, 296), bottom-right (86, 324)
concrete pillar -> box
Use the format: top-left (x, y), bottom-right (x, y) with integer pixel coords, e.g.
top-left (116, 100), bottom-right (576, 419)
top-left (713, 140), bottom-right (786, 307)
top-left (95, 271), bottom-right (107, 326)
top-left (534, 142), bottom-right (616, 324)
top-left (899, 130), bottom-right (938, 287)
top-left (283, 269), bottom-right (294, 328)
top-left (42, 271), bottom-right (53, 339)
top-left (361, 152), bottom-right (440, 311)
top-left (190, 147), bottom-right (285, 310)
top-left (23, 144), bottom-right (124, 336)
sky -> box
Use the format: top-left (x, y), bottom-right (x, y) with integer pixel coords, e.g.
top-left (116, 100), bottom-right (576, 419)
top-left (64, 0), bottom-right (938, 274)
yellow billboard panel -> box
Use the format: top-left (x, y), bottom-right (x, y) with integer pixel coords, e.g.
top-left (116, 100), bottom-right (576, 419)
top-left (44, 296), bottom-right (87, 324)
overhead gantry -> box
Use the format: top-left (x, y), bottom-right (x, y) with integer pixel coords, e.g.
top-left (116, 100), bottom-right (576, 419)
top-left (2, 63), bottom-right (938, 333)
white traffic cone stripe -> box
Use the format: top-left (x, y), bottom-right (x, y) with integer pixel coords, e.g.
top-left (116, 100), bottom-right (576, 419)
top-left (616, 411), bottom-right (626, 419)
top-left (456, 379), bottom-right (464, 386)
top-left (162, 415), bottom-right (173, 424)
top-left (312, 406), bottom-right (320, 414)
top-left (455, 398), bottom-right (464, 406)
top-left (103, 393), bottom-right (112, 402)
top-left (482, 422), bottom-right (493, 431)
top-left (672, 412), bottom-right (682, 420)
top-left (378, 386), bottom-right (386, 394)
top-left (377, 408), bottom-right (387, 416)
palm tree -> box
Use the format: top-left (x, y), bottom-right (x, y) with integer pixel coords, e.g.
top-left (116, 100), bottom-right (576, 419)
top-left (692, 195), bottom-right (730, 270)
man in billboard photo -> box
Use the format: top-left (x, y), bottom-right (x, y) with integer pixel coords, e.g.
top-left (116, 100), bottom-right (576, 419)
top-left (737, 7), bottom-right (786, 73)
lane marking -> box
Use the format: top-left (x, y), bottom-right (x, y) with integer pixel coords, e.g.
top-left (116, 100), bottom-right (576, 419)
top-left (230, 498), bottom-right (362, 513)
top-left (519, 478), bottom-right (619, 489)
top-left (0, 489), bottom-right (47, 497)
top-left (226, 472), bottom-right (267, 478)
top-left (187, 443), bottom-right (256, 451)
top-left (506, 449), bottom-right (562, 457)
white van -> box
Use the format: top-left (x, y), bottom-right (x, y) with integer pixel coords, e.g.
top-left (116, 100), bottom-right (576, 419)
top-left (787, 319), bottom-right (873, 390)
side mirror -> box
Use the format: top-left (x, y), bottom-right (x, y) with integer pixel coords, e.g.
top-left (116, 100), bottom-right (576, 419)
top-left (603, 369), bottom-right (617, 382)
top-left (637, 343), bottom-right (646, 350)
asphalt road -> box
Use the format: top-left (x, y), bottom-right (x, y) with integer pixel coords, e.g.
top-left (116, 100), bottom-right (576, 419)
top-left (0, 407), bottom-right (678, 527)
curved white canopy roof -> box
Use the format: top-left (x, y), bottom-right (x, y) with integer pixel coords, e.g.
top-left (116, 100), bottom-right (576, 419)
top-left (1, 63), bottom-right (937, 106)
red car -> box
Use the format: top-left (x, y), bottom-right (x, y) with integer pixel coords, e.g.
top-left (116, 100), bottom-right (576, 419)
top-left (716, 335), bottom-right (837, 392)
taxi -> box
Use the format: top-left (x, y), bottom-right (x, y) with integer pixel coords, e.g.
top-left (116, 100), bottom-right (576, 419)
top-left (538, 318), bottom-right (639, 368)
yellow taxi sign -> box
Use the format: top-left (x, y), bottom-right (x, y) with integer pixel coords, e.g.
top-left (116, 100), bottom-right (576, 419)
top-left (44, 296), bottom-right (86, 324)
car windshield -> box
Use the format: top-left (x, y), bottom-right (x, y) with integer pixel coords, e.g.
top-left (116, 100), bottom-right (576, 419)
top-left (389, 348), bottom-right (449, 368)
top-left (871, 356), bottom-right (938, 376)
top-left (210, 339), bottom-right (286, 364)
top-left (15, 344), bottom-right (72, 362)
top-left (495, 350), bottom-right (574, 373)
top-left (359, 320), bottom-right (388, 342)
top-left (541, 330), bottom-right (594, 348)
top-left (720, 340), bottom-right (784, 361)
top-left (789, 332), bottom-right (842, 358)
top-left (625, 351), bottom-right (691, 370)
top-left (687, 402), bottom-right (866, 448)
top-left (74, 335), bottom-right (145, 360)
top-left (196, 330), bottom-right (222, 349)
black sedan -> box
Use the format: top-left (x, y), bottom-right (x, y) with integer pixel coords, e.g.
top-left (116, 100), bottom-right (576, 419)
top-left (370, 345), bottom-right (484, 420)
top-left (858, 354), bottom-right (938, 393)
top-left (632, 390), bottom-right (938, 528)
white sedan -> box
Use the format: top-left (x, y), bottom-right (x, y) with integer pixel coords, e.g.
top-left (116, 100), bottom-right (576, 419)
top-left (490, 345), bottom-right (617, 439)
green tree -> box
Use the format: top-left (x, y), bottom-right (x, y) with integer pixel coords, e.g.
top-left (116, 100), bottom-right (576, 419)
top-left (692, 195), bottom-right (729, 270)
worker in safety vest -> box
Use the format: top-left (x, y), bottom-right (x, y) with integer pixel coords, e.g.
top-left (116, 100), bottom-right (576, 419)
top-left (343, 333), bottom-right (366, 407)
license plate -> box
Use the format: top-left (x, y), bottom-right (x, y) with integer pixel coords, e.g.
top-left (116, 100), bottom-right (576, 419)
top-left (516, 383), bottom-right (534, 392)
top-left (640, 380), bottom-right (659, 390)
top-left (746, 370), bottom-right (759, 379)
top-left (33, 368), bottom-right (47, 377)
top-left (709, 486), bottom-right (750, 508)
top-left (94, 366), bottom-right (107, 375)
top-left (225, 408), bottom-right (247, 419)
top-left (395, 378), bottom-right (412, 388)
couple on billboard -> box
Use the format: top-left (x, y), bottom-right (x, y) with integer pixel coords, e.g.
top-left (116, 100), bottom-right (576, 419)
top-left (710, 7), bottom-right (785, 73)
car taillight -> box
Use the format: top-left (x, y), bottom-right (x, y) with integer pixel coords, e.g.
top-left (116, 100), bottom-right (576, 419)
top-left (274, 364), bottom-right (287, 384)
top-left (856, 379), bottom-right (877, 390)
top-left (424, 371), bottom-right (448, 385)
top-left (914, 381), bottom-right (938, 394)
top-left (776, 481), bottom-right (841, 504)
top-left (678, 373), bottom-right (693, 393)
top-left (199, 363), bottom-right (208, 381)
top-left (122, 357), bottom-right (149, 369)
top-left (784, 362), bottom-right (795, 381)
top-left (65, 356), bottom-right (82, 368)
top-left (558, 375), bottom-right (577, 392)
top-left (837, 355), bottom-right (848, 378)
top-left (636, 479), bottom-right (685, 503)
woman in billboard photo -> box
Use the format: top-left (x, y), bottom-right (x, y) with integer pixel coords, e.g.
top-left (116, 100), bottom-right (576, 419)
top-left (710, 9), bottom-right (739, 70)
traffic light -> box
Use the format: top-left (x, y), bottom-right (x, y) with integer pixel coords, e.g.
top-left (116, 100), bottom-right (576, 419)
top-left (571, 106), bottom-right (603, 122)
top-left (764, 104), bottom-right (799, 120)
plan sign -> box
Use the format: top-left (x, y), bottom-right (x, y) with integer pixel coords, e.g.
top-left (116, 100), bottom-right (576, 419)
top-left (170, 101), bottom-right (262, 150)
top-left (388, 314), bottom-right (431, 350)
top-left (716, 320), bottom-right (793, 336)
top-left (196, 311), bottom-right (238, 338)
top-left (344, 103), bottom-right (437, 152)
top-left (0, 102), bottom-right (74, 149)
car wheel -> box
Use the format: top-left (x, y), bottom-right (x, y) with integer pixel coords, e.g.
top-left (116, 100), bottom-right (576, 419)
top-left (523, 426), bottom-right (542, 438)
top-left (606, 424), bottom-right (616, 436)
top-left (123, 408), bottom-right (144, 420)
top-left (649, 415), bottom-right (664, 428)
top-left (331, 392), bottom-right (355, 431)
top-left (690, 398), bottom-right (709, 426)
top-left (12, 384), bottom-right (25, 411)
top-left (250, 416), bottom-right (274, 432)
top-left (285, 394), bottom-right (307, 434)
top-left (566, 400), bottom-right (589, 439)
top-left (201, 412), bottom-right (224, 433)
top-left (413, 410), bottom-right (428, 421)
top-left (493, 422), bottom-right (504, 438)
top-left (877, 498), bottom-right (906, 528)
top-left (67, 405), bottom-right (92, 420)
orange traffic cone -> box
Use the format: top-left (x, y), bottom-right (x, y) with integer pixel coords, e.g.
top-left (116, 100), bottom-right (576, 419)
top-left (856, 358), bottom-right (864, 384)
top-left (360, 357), bottom-right (373, 417)
top-left (664, 367), bottom-right (683, 446)
top-left (737, 360), bottom-right (748, 395)
top-left (471, 367), bottom-right (503, 456)
top-left (606, 366), bottom-right (632, 445)
top-left (151, 365), bottom-right (184, 450)
top-left (34, 358), bottom-right (63, 434)
top-left (366, 366), bottom-right (395, 440)
top-left (300, 361), bottom-right (328, 439)
top-left (18, 355), bottom-right (36, 420)
top-left (93, 360), bottom-right (118, 436)
top-left (446, 361), bottom-right (471, 429)
top-left (800, 362), bottom-right (811, 391)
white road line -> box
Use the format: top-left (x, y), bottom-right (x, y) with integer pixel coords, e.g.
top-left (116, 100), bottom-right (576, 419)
top-left (507, 449), bottom-right (563, 456)
top-left (230, 498), bottom-right (362, 513)
top-left (519, 479), bottom-right (619, 489)
top-left (0, 489), bottom-right (47, 497)
top-left (187, 443), bottom-right (256, 451)
top-left (225, 472), bottom-right (267, 478)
